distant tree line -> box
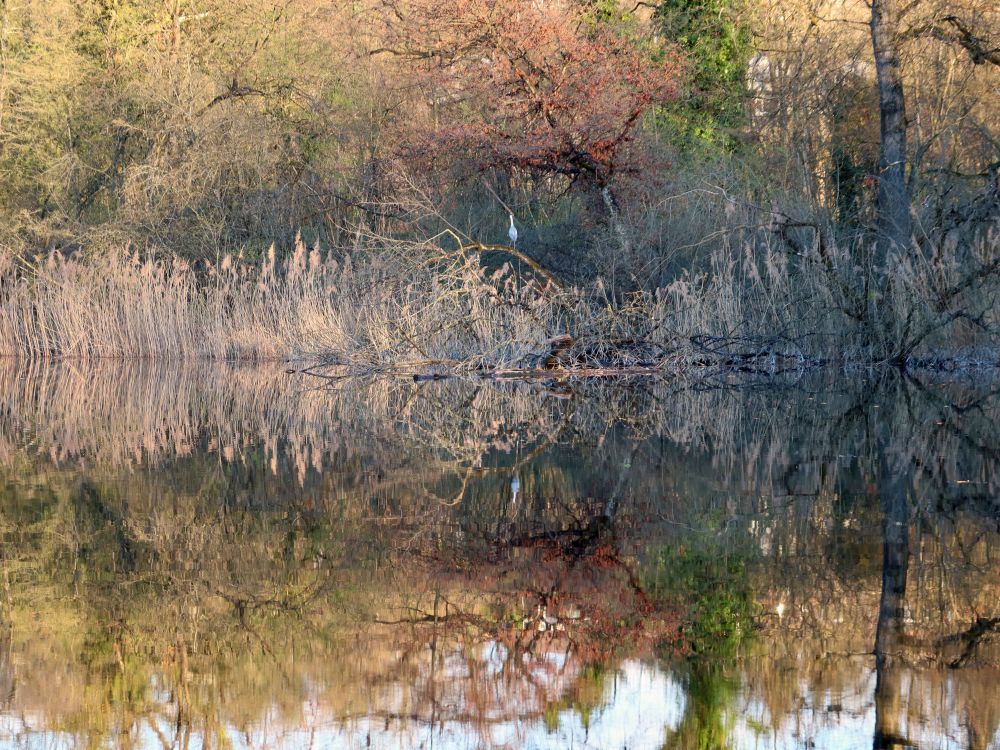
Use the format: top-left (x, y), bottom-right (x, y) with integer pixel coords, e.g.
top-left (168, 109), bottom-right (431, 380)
top-left (0, 0), bottom-right (997, 278)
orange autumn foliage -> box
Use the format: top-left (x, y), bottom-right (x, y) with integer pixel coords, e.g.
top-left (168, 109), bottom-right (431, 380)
top-left (374, 0), bottom-right (683, 189)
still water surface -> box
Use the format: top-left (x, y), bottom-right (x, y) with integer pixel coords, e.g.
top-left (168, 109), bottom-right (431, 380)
top-left (0, 362), bottom-right (997, 750)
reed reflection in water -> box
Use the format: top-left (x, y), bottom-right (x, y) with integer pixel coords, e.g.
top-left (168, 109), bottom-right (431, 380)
top-left (0, 360), bottom-right (997, 749)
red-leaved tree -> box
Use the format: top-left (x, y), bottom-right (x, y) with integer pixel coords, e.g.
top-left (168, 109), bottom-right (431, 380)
top-left (373, 0), bottom-right (682, 229)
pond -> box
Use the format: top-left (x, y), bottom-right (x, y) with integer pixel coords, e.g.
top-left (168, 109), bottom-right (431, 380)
top-left (0, 362), bottom-right (997, 750)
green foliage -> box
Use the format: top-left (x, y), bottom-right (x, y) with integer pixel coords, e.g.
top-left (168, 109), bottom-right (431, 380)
top-left (663, 659), bottom-right (740, 750)
top-left (653, 0), bottom-right (753, 152)
top-left (643, 540), bottom-right (757, 658)
top-left (577, 0), bottom-right (637, 27)
top-left (644, 538), bottom-right (755, 749)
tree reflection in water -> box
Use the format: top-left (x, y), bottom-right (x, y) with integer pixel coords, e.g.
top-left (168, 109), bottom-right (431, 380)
top-left (0, 361), bottom-right (997, 749)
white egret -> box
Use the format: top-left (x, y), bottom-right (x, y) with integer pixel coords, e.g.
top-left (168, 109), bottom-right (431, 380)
top-left (507, 213), bottom-right (518, 245)
top-left (510, 474), bottom-right (520, 504)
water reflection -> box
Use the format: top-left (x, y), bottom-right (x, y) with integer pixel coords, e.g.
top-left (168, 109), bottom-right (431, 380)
top-left (0, 361), bottom-right (998, 749)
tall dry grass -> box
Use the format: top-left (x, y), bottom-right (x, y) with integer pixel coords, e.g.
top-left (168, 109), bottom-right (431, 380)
top-left (0, 232), bottom-right (686, 366)
top-left (0, 236), bottom-right (564, 364)
top-left (2, 221), bottom-right (999, 366)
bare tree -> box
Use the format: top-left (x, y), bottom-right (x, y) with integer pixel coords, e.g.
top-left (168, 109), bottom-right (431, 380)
top-left (871, 0), bottom-right (912, 250)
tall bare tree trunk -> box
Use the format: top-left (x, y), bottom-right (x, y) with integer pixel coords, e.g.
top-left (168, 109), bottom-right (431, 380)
top-left (871, 0), bottom-right (912, 250)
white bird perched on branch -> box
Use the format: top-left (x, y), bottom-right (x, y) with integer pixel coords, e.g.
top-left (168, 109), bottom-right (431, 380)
top-left (508, 213), bottom-right (518, 245)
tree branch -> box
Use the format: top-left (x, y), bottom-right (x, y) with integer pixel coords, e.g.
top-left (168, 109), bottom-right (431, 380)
top-left (202, 79), bottom-right (267, 113)
top-left (935, 16), bottom-right (1000, 66)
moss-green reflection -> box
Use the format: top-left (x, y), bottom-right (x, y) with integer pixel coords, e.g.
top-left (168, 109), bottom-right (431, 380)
top-left (642, 536), bottom-right (755, 750)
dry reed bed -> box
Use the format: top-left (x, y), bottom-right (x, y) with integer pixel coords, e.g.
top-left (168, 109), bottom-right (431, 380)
top-left (2, 229), bottom-right (999, 367)
top-left (0, 239), bottom-right (674, 366)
